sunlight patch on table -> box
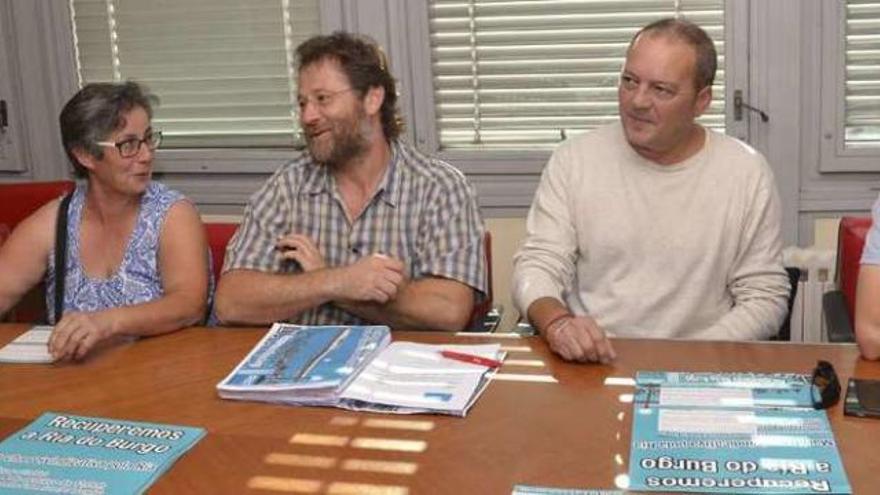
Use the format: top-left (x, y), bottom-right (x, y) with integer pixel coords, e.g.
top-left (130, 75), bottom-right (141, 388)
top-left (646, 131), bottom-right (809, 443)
top-left (351, 437), bottom-right (427, 453)
top-left (290, 433), bottom-right (349, 447)
top-left (499, 345), bottom-right (533, 352)
top-left (491, 373), bottom-right (557, 383)
top-left (604, 376), bottom-right (636, 387)
top-left (363, 418), bottom-right (435, 431)
top-left (247, 476), bottom-right (322, 493)
top-left (342, 458), bottom-right (419, 475)
top-left (329, 416), bottom-right (359, 427)
top-left (265, 453), bottom-right (337, 469)
top-left (502, 359), bottom-right (545, 368)
top-left (327, 481), bottom-right (409, 495)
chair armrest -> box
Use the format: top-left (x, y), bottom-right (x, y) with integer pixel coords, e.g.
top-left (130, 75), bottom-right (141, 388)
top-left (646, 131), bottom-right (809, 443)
top-left (823, 290), bottom-right (855, 343)
top-left (483, 304), bottom-right (505, 333)
top-left (464, 304), bottom-right (505, 333)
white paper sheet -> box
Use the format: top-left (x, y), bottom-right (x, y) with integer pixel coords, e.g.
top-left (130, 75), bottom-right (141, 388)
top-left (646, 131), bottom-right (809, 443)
top-left (0, 325), bottom-right (54, 364)
top-left (340, 342), bottom-right (502, 415)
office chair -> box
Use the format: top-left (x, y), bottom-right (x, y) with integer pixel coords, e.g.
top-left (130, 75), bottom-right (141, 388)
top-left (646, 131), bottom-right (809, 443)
top-left (0, 181), bottom-right (76, 323)
top-left (823, 217), bottom-right (871, 342)
top-left (204, 222), bottom-right (239, 282)
top-left (772, 266), bottom-right (801, 341)
top-left (0, 181), bottom-right (75, 230)
top-left (464, 231), bottom-right (502, 332)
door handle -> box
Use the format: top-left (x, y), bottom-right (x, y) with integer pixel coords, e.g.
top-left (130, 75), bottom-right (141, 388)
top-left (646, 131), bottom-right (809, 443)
top-left (733, 90), bottom-right (769, 123)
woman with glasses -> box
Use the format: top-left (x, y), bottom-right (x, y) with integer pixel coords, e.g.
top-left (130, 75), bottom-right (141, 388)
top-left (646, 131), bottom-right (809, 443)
top-left (0, 81), bottom-right (210, 361)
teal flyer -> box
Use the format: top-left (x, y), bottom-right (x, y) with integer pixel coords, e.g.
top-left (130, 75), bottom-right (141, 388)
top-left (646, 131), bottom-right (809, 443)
top-left (628, 406), bottom-right (851, 494)
top-left (0, 412), bottom-right (205, 494)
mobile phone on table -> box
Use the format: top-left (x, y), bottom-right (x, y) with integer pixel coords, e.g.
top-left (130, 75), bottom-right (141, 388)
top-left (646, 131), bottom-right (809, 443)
top-left (844, 378), bottom-right (880, 418)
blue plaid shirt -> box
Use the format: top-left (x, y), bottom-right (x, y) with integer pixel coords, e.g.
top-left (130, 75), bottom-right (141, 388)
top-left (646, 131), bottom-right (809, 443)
top-left (223, 140), bottom-right (487, 325)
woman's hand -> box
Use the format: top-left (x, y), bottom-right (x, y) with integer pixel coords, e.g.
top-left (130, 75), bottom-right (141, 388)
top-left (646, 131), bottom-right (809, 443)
top-left (48, 311), bottom-right (115, 361)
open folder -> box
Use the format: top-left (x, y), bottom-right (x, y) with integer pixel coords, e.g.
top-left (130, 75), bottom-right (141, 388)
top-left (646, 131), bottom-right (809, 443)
top-left (216, 323), bottom-right (503, 417)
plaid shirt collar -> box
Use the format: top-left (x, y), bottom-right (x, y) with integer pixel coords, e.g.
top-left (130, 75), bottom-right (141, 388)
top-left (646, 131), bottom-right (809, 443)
top-left (300, 140), bottom-right (402, 208)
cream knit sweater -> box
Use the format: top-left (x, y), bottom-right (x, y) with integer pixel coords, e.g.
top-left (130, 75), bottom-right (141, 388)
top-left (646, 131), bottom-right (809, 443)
top-left (512, 123), bottom-right (789, 340)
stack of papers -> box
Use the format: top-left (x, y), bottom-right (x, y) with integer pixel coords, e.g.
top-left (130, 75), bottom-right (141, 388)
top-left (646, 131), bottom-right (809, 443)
top-left (0, 325), bottom-right (54, 363)
top-left (217, 323), bottom-right (504, 417)
top-left (0, 412), bottom-right (204, 493)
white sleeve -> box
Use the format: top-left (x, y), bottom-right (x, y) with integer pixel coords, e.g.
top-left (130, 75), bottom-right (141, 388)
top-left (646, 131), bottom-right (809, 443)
top-left (511, 147), bottom-right (579, 315)
top-left (860, 194), bottom-right (880, 265)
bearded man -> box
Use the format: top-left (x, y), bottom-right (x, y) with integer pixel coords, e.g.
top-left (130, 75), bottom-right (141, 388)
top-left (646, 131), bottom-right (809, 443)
top-left (215, 32), bottom-right (486, 330)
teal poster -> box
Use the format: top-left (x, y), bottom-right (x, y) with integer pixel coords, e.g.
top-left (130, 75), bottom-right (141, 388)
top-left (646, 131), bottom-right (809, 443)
top-left (628, 372), bottom-right (851, 494)
top-left (0, 412), bottom-right (204, 494)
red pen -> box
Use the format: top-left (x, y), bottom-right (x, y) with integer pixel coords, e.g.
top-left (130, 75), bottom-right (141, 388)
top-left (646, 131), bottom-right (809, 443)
top-left (440, 350), bottom-right (503, 368)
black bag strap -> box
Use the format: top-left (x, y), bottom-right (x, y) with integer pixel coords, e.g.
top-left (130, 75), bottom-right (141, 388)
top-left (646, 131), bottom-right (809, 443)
top-left (54, 192), bottom-right (73, 323)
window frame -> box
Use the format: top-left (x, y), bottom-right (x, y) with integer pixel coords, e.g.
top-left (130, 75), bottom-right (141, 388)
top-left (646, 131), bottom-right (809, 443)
top-left (23, 0), bottom-right (753, 211)
top-left (58, 0), bottom-right (345, 176)
top-left (0, 1), bottom-right (28, 172)
top-left (818, 0), bottom-right (880, 172)
top-left (405, 0), bottom-right (751, 176)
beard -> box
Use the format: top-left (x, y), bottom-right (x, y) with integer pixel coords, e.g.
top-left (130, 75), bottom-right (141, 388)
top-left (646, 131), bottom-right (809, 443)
top-left (305, 111), bottom-right (371, 169)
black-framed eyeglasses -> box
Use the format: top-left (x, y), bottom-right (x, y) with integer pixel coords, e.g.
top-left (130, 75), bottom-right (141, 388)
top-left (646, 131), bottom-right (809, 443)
top-left (96, 130), bottom-right (162, 158)
top-left (811, 360), bottom-right (841, 409)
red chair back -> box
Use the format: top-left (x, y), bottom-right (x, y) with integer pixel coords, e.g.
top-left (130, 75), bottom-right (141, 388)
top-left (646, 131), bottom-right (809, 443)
top-left (0, 223), bottom-right (9, 246)
top-left (0, 181), bottom-right (74, 323)
top-left (467, 231), bottom-right (493, 329)
top-left (205, 223), bottom-right (239, 281)
top-left (0, 181), bottom-right (75, 230)
top-left (837, 217), bottom-right (872, 323)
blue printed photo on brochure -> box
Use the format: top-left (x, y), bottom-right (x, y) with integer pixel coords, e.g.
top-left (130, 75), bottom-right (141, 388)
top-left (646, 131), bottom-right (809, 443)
top-left (0, 412), bottom-right (204, 495)
top-left (634, 371), bottom-right (816, 409)
top-left (221, 324), bottom-right (390, 390)
top-left (627, 406), bottom-right (851, 494)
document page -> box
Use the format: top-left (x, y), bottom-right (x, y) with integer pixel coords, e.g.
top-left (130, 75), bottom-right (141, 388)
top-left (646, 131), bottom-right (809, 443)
top-left (657, 409), bottom-right (758, 435)
top-left (659, 387), bottom-right (755, 408)
top-left (0, 325), bottom-right (53, 364)
top-left (340, 342), bottom-right (502, 415)
top-left (635, 371), bottom-right (814, 408)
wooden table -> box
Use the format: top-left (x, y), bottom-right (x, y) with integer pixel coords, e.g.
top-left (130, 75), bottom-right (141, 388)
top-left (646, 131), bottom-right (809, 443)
top-left (1, 324), bottom-right (878, 494)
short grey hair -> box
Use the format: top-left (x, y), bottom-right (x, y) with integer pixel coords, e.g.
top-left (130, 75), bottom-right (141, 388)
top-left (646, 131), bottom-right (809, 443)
top-left (59, 81), bottom-right (158, 177)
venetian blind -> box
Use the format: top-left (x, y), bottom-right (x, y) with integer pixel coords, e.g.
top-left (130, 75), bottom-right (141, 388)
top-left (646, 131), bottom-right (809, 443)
top-left (844, 1), bottom-right (880, 148)
top-left (428, 0), bottom-right (725, 149)
top-left (70, 0), bottom-right (320, 148)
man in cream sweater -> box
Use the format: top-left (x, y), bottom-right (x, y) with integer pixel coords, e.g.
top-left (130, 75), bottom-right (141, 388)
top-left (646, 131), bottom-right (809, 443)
top-left (512, 18), bottom-right (790, 363)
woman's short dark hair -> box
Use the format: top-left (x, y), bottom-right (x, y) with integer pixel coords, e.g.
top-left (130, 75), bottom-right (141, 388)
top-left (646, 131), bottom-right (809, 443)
top-left (59, 81), bottom-right (158, 177)
top-left (629, 17), bottom-right (718, 92)
top-left (295, 31), bottom-right (403, 141)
